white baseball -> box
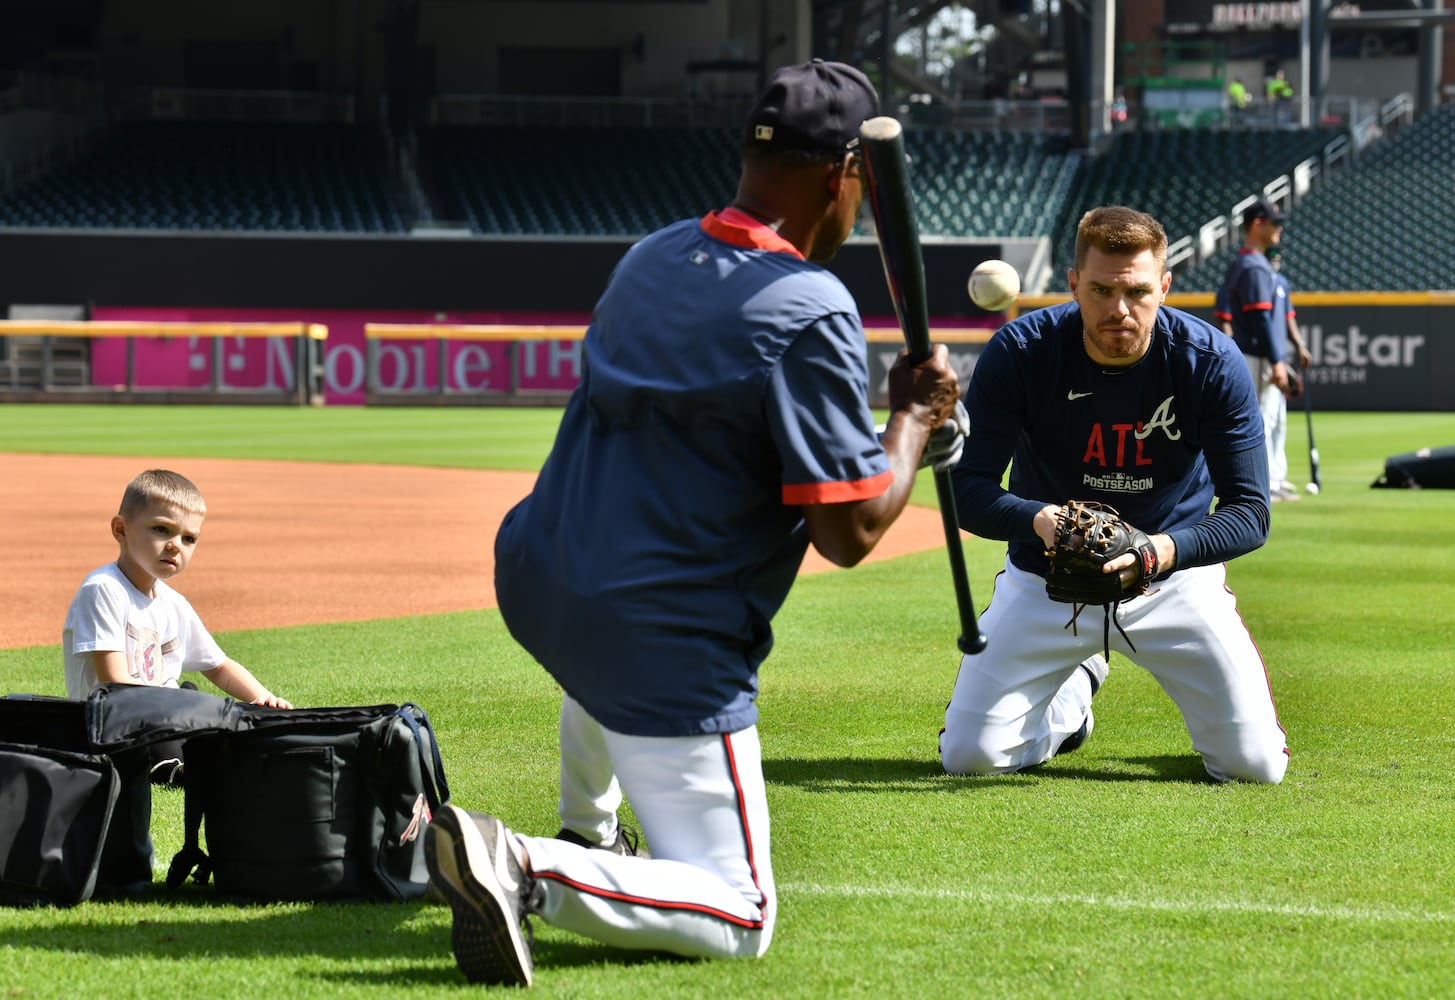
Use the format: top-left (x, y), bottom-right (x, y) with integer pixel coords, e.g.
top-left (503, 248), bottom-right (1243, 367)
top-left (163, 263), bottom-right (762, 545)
top-left (968, 259), bottom-right (1021, 312)
top-left (1306, 482), bottom-right (1320, 495)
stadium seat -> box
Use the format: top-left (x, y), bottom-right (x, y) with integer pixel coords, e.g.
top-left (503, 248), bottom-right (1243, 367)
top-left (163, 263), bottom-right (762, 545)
top-left (1173, 107), bottom-right (1455, 291)
top-left (0, 121), bottom-right (406, 233)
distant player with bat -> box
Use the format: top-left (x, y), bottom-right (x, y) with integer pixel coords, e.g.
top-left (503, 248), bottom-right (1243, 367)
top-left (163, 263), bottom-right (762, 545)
top-left (1214, 200), bottom-right (1307, 502)
top-left (426, 60), bottom-right (960, 986)
top-left (939, 206), bottom-right (1289, 784)
top-left (1266, 244), bottom-right (1316, 496)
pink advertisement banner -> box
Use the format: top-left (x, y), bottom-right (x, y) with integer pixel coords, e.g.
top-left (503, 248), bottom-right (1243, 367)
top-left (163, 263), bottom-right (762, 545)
top-left (90, 307), bottom-right (593, 406)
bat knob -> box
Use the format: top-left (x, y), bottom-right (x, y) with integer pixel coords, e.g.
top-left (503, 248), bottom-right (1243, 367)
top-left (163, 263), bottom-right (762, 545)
top-left (957, 632), bottom-right (988, 656)
top-left (859, 116), bottom-right (903, 142)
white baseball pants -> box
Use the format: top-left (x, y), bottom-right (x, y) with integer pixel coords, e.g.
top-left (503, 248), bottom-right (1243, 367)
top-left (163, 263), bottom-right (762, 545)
top-left (1246, 353), bottom-right (1290, 486)
top-left (520, 694), bottom-right (775, 958)
top-left (940, 560), bottom-right (1289, 784)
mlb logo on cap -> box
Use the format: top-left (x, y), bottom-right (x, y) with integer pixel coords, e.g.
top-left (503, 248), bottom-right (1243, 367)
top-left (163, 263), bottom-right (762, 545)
top-left (742, 59), bottom-right (879, 154)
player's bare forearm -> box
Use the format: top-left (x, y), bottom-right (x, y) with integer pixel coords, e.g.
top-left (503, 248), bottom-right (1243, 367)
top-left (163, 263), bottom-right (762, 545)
top-left (1288, 319), bottom-right (1311, 367)
top-left (804, 411), bottom-right (929, 567)
top-left (804, 344), bottom-right (960, 567)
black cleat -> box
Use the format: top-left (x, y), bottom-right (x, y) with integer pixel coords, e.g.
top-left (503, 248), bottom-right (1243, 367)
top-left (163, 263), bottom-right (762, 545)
top-left (1057, 654), bottom-right (1109, 757)
top-left (1057, 714), bottom-right (1094, 756)
top-left (554, 822), bottom-right (649, 858)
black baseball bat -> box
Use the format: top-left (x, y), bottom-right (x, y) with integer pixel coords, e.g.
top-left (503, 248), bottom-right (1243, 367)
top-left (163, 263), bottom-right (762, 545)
top-left (1302, 366), bottom-right (1321, 491)
top-left (859, 115), bottom-right (987, 655)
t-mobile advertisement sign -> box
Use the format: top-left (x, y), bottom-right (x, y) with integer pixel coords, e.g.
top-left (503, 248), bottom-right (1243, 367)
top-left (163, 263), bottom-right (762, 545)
top-left (90, 307), bottom-right (590, 405)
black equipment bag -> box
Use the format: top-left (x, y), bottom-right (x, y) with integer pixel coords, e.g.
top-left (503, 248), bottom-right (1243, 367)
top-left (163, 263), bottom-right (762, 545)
top-left (1371, 444), bottom-right (1455, 489)
top-left (0, 686), bottom-right (239, 906)
top-left (0, 741), bottom-right (119, 907)
top-left (167, 703), bottom-right (450, 902)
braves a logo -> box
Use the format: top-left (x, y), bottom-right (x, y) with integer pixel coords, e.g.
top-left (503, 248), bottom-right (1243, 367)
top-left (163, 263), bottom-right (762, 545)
top-left (1135, 395), bottom-right (1182, 442)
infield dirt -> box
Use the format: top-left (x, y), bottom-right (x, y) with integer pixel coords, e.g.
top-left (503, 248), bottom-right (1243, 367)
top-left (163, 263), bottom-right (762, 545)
top-left (5, 453), bottom-right (949, 651)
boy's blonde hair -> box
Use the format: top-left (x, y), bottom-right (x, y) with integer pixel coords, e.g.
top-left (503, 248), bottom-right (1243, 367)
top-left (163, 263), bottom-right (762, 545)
top-left (119, 469), bottom-right (207, 518)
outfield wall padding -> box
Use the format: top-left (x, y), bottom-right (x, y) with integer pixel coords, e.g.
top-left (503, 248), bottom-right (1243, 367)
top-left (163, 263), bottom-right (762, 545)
top-left (1, 232), bottom-right (1452, 410)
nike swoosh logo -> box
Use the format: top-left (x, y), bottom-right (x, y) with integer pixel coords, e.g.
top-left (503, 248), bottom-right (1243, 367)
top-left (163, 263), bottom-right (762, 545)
top-left (490, 820), bottom-right (520, 893)
top-left (1067, 390), bottom-right (1093, 400)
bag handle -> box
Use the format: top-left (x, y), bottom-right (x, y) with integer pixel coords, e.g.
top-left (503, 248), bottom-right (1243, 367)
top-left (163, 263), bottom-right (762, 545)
top-left (395, 703), bottom-right (450, 808)
top-left (165, 762), bottom-right (213, 890)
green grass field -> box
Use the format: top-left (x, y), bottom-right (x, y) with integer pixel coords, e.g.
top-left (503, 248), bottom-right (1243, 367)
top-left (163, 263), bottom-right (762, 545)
top-left (3, 404), bottom-right (1454, 999)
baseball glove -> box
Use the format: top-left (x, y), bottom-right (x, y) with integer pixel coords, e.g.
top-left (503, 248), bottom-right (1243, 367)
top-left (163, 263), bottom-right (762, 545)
top-left (1283, 367), bottom-right (1304, 402)
top-left (1044, 500), bottom-right (1160, 605)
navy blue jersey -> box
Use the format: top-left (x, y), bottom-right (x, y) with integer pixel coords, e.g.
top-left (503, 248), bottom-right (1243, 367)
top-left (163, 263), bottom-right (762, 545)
top-left (495, 210), bottom-right (890, 738)
top-left (1216, 248), bottom-right (1283, 363)
top-left (952, 299), bottom-right (1270, 576)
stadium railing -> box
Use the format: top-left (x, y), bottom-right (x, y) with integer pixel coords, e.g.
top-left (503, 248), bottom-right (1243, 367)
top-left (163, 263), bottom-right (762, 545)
top-left (1170, 92), bottom-right (1414, 274)
top-left (429, 93), bottom-right (1074, 135)
top-left (0, 320), bottom-right (327, 405)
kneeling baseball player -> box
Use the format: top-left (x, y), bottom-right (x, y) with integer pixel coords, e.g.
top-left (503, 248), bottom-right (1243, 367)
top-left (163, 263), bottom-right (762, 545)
top-left (940, 205), bottom-right (1289, 784)
top-left (426, 61), bottom-right (963, 987)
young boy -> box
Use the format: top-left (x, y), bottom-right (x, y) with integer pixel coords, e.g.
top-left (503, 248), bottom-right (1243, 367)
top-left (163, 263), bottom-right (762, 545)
top-left (63, 469), bottom-right (291, 722)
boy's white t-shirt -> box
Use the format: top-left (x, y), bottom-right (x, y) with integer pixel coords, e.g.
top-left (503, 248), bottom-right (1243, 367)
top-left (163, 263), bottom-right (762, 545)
top-left (63, 562), bottom-right (227, 698)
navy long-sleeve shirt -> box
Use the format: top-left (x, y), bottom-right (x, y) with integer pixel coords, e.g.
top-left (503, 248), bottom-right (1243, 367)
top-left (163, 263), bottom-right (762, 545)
top-left (951, 300), bottom-right (1270, 576)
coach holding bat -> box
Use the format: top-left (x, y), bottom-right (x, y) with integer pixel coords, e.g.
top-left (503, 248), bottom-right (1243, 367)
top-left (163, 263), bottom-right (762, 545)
top-left (425, 60), bottom-right (960, 986)
top-left (939, 206), bottom-right (1289, 786)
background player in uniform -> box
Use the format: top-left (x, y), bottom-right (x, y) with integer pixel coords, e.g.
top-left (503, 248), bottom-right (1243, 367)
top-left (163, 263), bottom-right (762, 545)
top-left (427, 60), bottom-right (962, 987)
top-left (1265, 244), bottom-right (1312, 497)
top-left (62, 469), bottom-right (293, 780)
top-left (939, 205), bottom-right (1288, 784)
top-left (1214, 199), bottom-right (1302, 502)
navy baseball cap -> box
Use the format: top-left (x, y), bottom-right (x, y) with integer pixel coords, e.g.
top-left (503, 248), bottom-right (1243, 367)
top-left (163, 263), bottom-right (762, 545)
top-left (1243, 198), bottom-right (1287, 225)
top-left (743, 59), bottom-right (880, 154)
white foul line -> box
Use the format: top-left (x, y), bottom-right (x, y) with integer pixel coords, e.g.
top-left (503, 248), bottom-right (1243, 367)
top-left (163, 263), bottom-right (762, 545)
top-left (782, 882), bottom-right (1454, 925)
